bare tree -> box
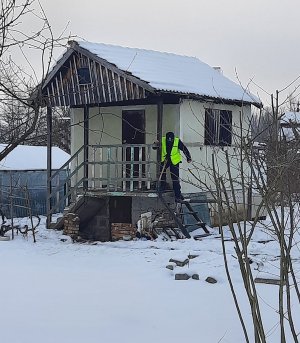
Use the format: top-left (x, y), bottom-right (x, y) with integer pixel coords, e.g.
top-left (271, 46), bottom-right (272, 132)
top-left (187, 88), bottom-right (300, 342)
top-left (0, 0), bottom-right (69, 160)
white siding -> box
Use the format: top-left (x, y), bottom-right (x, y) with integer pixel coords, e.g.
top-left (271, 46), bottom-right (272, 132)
top-left (179, 99), bottom-right (252, 193)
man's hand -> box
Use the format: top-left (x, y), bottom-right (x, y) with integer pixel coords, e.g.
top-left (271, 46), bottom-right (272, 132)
top-left (187, 158), bottom-right (192, 163)
top-left (152, 140), bottom-right (159, 150)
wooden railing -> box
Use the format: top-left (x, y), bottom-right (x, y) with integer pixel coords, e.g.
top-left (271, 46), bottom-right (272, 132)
top-left (88, 144), bottom-right (156, 192)
top-left (47, 143), bottom-right (158, 221)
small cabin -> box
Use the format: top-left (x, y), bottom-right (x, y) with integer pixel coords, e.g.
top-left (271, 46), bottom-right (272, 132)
top-left (42, 41), bottom-right (261, 240)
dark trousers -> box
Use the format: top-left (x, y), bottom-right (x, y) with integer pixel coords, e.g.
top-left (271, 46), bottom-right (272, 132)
top-left (159, 160), bottom-right (181, 198)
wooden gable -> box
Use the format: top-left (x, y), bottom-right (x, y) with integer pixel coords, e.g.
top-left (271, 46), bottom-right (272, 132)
top-left (42, 42), bottom-right (155, 107)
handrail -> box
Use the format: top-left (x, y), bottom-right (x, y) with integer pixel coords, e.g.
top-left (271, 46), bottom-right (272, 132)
top-left (48, 176), bottom-right (86, 217)
top-left (49, 145), bottom-right (84, 182)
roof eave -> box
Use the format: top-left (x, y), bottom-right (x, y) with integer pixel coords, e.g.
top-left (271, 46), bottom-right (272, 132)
top-left (158, 90), bottom-right (262, 108)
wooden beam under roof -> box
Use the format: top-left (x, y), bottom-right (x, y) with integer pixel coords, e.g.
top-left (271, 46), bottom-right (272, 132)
top-left (41, 42), bottom-right (155, 108)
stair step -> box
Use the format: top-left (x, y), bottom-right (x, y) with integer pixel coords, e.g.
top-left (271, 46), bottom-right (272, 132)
top-left (184, 222), bottom-right (206, 228)
top-left (177, 199), bottom-right (216, 204)
top-left (178, 211), bottom-right (198, 215)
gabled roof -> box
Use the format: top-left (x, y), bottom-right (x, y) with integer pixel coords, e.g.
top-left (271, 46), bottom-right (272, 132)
top-left (42, 40), bottom-right (261, 107)
top-left (76, 41), bottom-right (260, 105)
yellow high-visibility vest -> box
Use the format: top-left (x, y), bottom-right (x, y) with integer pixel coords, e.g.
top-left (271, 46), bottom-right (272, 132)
top-left (161, 136), bottom-right (182, 165)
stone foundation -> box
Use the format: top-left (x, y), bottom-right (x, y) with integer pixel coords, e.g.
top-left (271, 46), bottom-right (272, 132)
top-left (63, 213), bottom-right (80, 238)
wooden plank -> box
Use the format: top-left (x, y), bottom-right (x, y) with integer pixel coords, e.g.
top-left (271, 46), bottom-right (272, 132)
top-left (98, 64), bottom-right (106, 102)
top-left (126, 80), bottom-right (132, 99)
top-left (99, 147), bottom-right (103, 189)
top-left (51, 82), bottom-right (57, 107)
top-left (59, 71), bottom-right (67, 107)
top-left (123, 76), bottom-right (128, 100)
top-left (116, 74), bottom-right (122, 101)
top-left (122, 147), bottom-right (126, 191)
top-left (64, 71), bottom-right (71, 106)
top-left (147, 145), bottom-right (151, 190)
top-left (92, 60), bottom-right (101, 104)
top-left (73, 54), bottom-right (82, 105)
top-left (69, 57), bottom-right (77, 106)
top-left (130, 146), bottom-right (134, 192)
top-left (83, 105), bottom-right (89, 190)
top-left (130, 81), bottom-right (134, 99)
top-left (55, 77), bottom-right (62, 106)
top-left (156, 98), bottom-right (163, 179)
top-left (139, 146), bottom-right (142, 189)
top-left (46, 87), bottom-right (53, 108)
top-left (111, 71), bottom-right (118, 101)
top-left (254, 278), bottom-right (285, 286)
top-left (105, 67), bottom-right (112, 102)
top-left (114, 146), bottom-right (118, 191)
top-left (107, 147), bottom-right (111, 190)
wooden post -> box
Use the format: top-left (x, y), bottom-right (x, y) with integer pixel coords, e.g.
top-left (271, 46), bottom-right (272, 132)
top-left (9, 172), bottom-right (14, 239)
top-left (83, 105), bottom-right (89, 190)
top-left (46, 106), bottom-right (52, 228)
top-left (24, 185), bottom-right (36, 243)
top-left (156, 97), bottom-right (163, 179)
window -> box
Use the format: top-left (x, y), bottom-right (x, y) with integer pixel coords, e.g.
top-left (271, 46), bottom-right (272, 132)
top-left (77, 67), bottom-right (91, 85)
top-left (204, 108), bottom-right (232, 146)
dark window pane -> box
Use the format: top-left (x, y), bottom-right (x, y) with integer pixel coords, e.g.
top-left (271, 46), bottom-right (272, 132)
top-left (78, 67), bottom-right (91, 84)
top-left (219, 110), bottom-right (232, 146)
top-left (204, 109), bottom-right (216, 145)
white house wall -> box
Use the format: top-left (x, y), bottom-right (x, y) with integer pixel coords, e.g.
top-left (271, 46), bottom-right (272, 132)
top-left (179, 99), bottom-right (252, 194)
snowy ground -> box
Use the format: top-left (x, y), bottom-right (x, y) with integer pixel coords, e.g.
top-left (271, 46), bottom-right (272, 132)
top-left (0, 216), bottom-right (299, 343)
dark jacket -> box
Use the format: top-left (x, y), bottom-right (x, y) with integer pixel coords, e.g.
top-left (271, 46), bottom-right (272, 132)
top-left (165, 132), bottom-right (191, 163)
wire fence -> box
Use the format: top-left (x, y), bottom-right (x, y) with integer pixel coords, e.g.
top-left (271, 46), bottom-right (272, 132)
top-left (0, 169), bottom-right (68, 218)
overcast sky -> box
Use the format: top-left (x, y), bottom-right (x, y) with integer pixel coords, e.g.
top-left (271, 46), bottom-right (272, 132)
top-left (38, 0), bottom-right (300, 107)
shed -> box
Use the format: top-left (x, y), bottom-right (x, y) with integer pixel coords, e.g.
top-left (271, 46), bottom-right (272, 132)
top-left (0, 145), bottom-right (70, 218)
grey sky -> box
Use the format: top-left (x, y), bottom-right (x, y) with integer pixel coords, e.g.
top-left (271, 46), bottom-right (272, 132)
top-left (39, 0), bottom-right (300, 106)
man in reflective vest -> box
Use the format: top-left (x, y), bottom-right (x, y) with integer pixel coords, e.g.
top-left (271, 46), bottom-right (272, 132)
top-left (159, 131), bottom-right (192, 202)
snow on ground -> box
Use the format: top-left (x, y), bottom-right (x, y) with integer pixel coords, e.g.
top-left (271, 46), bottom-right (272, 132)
top-left (0, 216), bottom-right (299, 343)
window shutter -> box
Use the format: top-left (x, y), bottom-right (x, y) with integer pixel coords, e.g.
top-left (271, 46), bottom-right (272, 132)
top-left (205, 109), bottom-right (216, 145)
top-left (219, 110), bottom-right (232, 146)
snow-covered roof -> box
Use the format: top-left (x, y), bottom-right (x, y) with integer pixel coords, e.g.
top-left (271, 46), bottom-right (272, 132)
top-left (77, 41), bottom-right (261, 105)
top-left (280, 111), bottom-right (300, 140)
top-left (280, 111), bottom-right (300, 124)
top-left (0, 145), bottom-right (70, 170)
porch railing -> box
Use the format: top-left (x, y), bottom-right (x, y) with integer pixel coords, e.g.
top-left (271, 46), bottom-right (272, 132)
top-left (47, 143), bottom-right (158, 220)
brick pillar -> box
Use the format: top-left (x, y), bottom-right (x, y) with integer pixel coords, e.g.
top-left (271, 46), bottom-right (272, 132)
top-left (63, 213), bottom-right (80, 239)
